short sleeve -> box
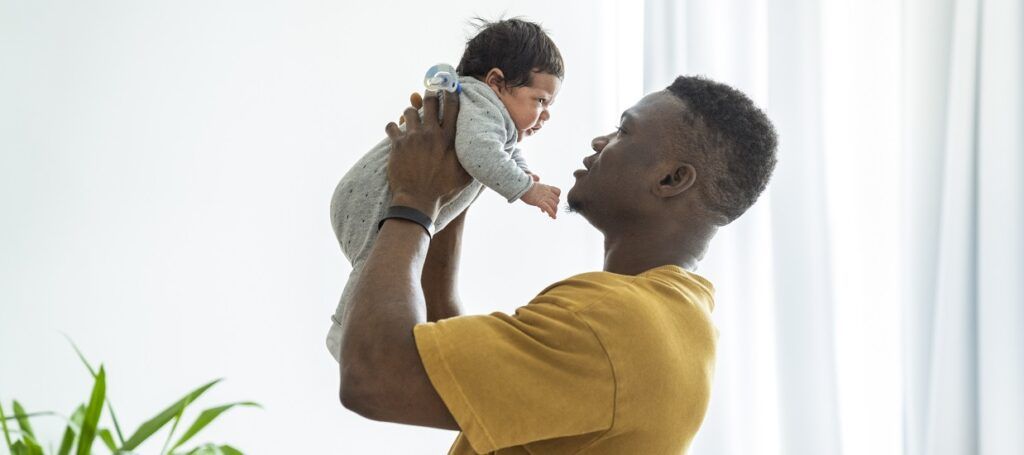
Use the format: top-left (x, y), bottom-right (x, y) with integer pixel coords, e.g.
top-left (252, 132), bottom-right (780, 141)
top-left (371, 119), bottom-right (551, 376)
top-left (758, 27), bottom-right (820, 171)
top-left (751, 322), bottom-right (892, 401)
top-left (413, 303), bottom-right (615, 453)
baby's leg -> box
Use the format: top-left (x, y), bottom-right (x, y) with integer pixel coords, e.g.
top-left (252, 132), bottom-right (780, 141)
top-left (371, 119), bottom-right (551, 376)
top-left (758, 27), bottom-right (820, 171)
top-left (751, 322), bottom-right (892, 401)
top-left (327, 138), bottom-right (395, 361)
top-left (331, 179), bottom-right (378, 262)
top-left (325, 259), bottom-right (366, 363)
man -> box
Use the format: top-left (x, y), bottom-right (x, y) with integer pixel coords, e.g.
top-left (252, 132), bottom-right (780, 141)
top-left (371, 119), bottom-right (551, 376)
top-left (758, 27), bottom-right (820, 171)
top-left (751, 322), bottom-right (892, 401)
top-left (337, 76), bottom-right (778, 454)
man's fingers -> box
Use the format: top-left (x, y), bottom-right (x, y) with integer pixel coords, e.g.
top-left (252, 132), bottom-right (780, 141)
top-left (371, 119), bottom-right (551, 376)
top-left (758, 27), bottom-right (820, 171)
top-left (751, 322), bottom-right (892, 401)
top-left (441, 91), bottom-right (460, 137)
top-left (385, 122), bottom-right (401, 140)
top-left (403, 107), bottom-right (420, 131)
top-left (400, 93), bottom-right (424, 125)
top-left (551, 186), bottom-right (562, 196)
top-left (422, 92), bottom-right (440, 130)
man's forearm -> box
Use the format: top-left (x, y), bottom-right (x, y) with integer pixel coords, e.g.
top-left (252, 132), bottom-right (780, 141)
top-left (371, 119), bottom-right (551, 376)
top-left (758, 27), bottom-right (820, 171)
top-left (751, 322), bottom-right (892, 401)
top-left (338, 217), bottom-right (459, 429)
top-left (421, 210), bottom-right (468, 321)
top-left (336, 89), bottom-right (464, 430)
top-left (422, 270), bottom-right (463, 322)
top-left (340, 219), bottom-right (428, 395)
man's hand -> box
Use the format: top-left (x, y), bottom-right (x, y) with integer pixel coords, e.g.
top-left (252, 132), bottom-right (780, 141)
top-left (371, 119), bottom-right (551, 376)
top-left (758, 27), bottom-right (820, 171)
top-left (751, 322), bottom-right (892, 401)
top-left (398, 93), bottom-right (424, 124)
top-left (384, 92), bottom-right (472, 220)
top-left (520, 179), bottom-right (562, 219)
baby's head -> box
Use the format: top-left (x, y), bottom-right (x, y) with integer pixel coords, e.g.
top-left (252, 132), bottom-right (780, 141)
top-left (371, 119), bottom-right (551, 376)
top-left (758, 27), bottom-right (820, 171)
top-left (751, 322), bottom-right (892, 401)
top-left (457, 18), bottom-right (564, 142)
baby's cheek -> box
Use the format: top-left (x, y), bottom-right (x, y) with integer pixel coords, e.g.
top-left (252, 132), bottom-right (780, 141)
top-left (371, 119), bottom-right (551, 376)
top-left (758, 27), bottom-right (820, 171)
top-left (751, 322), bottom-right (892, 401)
top-left (513, 111), bottom-right (534, 130)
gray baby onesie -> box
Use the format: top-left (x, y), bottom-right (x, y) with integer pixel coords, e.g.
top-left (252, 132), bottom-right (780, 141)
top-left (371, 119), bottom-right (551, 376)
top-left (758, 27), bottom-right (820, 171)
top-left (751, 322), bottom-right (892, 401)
top-left (325, 77), bottom-right (533, 361)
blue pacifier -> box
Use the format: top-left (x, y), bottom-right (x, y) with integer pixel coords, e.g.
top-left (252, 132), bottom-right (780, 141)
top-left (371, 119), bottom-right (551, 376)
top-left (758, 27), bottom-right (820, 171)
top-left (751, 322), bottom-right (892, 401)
top-left (424, 63), bottom-right (461, 94)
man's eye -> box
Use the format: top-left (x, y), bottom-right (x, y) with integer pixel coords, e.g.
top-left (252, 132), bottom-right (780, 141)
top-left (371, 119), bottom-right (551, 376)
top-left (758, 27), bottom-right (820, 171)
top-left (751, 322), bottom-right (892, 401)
top-left (615, 125), bottom-right (626, 135)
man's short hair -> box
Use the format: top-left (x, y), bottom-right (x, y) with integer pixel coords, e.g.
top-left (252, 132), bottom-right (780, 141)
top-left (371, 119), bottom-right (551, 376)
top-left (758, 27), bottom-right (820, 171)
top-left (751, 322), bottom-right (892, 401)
top-left (457, 18), bottom-right (565, 88)
top-left (666, 76), bottom-right (778, 223)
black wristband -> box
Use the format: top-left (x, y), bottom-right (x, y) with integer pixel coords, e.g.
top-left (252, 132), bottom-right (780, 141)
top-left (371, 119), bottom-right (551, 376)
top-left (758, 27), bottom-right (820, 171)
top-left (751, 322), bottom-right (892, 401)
top-left (378, 205), bottom-right (434, 238)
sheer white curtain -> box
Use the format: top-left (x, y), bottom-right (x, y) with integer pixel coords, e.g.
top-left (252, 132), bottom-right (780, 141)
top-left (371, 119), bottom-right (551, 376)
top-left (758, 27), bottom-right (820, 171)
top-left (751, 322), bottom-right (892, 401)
top-left (648, 0), bottom-right (1016, 454)
top-left (646, 0), bottom-right (1023, 454)
top-left (903, 0), bottom-right (1024, 454)
top-left (646, 1), bottom-right (856, 453)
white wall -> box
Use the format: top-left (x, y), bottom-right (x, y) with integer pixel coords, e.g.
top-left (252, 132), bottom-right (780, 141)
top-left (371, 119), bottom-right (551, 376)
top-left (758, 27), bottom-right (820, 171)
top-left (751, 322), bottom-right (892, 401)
top-left (0, 1), bottom-right (639, 452)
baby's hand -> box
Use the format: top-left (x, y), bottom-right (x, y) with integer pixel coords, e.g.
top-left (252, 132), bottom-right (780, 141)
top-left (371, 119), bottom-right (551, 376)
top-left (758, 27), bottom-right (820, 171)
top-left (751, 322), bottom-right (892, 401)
top-left (521, 178), bottom-right (561, 219)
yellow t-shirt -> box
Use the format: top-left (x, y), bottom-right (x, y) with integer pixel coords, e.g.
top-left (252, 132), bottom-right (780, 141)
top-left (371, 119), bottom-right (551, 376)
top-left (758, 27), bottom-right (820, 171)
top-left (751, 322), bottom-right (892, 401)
top-left (413, 264), bottom-right (718, 454)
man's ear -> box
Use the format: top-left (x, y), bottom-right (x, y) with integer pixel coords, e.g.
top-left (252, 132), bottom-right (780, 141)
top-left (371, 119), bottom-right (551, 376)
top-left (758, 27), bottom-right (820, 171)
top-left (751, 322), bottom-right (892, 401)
top-left (484, 68), bottom-right (507, 93)
top-left (654, 163), bottom-right (697, 198)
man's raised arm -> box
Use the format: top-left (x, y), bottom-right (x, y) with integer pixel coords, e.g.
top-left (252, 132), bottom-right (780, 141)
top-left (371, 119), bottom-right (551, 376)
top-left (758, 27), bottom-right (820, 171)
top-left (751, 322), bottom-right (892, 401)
top-left (422, 208), bottom-right (469, 322)
top-left (338, 91), bottom-right (468, 430)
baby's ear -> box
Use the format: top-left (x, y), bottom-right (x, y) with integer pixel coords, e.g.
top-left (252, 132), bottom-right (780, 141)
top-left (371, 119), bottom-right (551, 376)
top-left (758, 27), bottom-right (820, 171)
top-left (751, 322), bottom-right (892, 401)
top-left (484, 68), bottom-right (506, 91)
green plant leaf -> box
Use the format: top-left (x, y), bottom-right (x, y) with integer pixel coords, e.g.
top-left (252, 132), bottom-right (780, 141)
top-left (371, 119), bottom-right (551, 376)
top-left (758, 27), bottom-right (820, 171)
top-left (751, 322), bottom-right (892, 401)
top-left (98, 429), bottom-right (117, 452)
top-left (160, 394), bottom-right (194, 455)
top-left (63, 334), bottom-right (97, 377)
top-left (120, 379), bottom-right (222, 451)
top-left (11, 440), bottom-right (27, 455)
top-left (76, 366), bottom-right (106, 455)
top-left (58, 430), bottom-right (76, 455)
top-left (62, 335), bottom-right (126, 446)
top-left (218, 444), bottom-right (243, 455)
top-left (175, 442), bottom-right (244, 454)
top-left (20, 433), bottom-right (45, 455)
top-left (108, 404), bottom-right (126, 448)
top-left (58, 405), bottom-right (87, 455)
top-left (182, 443), bottom-right (224, 455)
top-left (2, 411), bottom-right (58, 422)
top-left (11, 401), bottom-right (35, 439)
top-left (169, 402), bottom-right (260, 453)
top-left (0, 401), bottom-right (13, 449)
top-left (182, 443), bottom-right (207, 455)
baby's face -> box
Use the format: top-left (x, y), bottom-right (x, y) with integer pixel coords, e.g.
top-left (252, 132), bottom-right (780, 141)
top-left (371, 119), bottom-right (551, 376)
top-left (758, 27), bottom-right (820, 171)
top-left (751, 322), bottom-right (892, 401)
top-left (496, 72), bottom-right (561, 142)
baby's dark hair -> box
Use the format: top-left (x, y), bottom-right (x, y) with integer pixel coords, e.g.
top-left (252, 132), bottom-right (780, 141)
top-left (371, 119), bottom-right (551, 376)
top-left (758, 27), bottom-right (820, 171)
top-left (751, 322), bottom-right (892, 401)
top-left (457, 17), bottom-right (564, 88)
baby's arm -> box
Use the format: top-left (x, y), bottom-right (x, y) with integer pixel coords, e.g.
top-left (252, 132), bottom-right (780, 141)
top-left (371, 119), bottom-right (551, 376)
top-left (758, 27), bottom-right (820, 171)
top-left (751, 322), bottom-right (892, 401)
top-left (454, 91), bottom-right (534, 202)
top-left (511, 148), bottom-right (531, 174)
top-left (455, 87), bottom-right (561, 218)
top-left (510, 148), bottom-right (562, 219)
top-left (519, 177), bottom-right (561, 219)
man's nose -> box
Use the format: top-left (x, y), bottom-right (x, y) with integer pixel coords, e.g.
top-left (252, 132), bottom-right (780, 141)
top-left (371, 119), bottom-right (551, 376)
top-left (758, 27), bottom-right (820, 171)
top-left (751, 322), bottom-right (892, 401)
top-left (591, 133), bottom-right (611, 152)
top-left (540, 109), bottom-right (550, 122)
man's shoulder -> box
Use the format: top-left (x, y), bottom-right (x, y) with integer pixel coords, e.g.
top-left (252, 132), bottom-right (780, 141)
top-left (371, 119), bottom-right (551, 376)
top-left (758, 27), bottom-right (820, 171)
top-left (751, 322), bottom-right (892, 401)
top-left (531, 266), bottom-right (715, 315)
top-left (530, 271), bottom-right (635, 314)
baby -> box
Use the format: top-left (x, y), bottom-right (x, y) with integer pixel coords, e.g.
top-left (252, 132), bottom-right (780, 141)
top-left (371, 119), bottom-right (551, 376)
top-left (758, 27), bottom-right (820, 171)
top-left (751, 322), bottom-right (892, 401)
top-left (326, 18), bottom-right (564, 361)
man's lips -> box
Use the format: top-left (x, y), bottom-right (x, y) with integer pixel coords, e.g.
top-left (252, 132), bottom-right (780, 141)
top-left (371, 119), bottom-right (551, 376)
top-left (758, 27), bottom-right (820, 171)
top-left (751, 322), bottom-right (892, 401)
top-left (574, 158), bottom-right (592, 178)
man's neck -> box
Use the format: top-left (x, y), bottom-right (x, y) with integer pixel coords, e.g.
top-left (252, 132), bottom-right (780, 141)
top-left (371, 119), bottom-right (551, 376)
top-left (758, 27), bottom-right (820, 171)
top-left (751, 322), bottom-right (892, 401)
top-left (601, 223), bottom-right (716, 276)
